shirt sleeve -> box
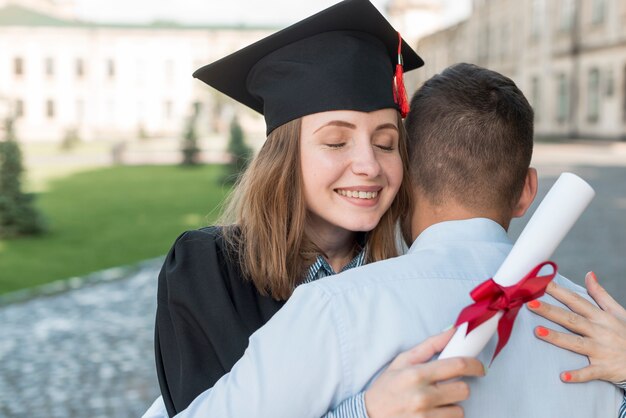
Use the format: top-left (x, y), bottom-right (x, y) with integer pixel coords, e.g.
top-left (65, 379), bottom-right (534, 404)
top-left (176, 284), bottom-right (348, 418)
top-left (141, 396), bottom-right (168, 418)
top-left (321, 392), bottom-right (369, 418)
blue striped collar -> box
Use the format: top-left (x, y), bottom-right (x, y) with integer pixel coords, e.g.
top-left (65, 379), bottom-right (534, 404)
top-left (302, 249), bottom-right (366, 285)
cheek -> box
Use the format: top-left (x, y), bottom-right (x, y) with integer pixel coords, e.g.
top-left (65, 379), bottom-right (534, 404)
top-left (383, 155), bottom-right (404, 191)
top-left (301, 151), bottom-right (344, 186)
top-left (301, 152), bottom-right (332, 198)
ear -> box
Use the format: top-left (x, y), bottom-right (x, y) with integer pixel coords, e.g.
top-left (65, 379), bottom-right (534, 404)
top-left (512, 168), bottom-right (538, 218)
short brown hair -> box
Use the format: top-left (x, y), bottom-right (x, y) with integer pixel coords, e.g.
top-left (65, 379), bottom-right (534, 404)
top-left (404, 63), bottom-right (533, 211)
top-left (220, 113), bottom-right (412, 300)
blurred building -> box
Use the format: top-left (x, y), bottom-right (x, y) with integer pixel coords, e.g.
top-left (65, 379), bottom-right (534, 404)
top-left (386, 0), bottom-right (444, 46)
top-left (0, 0), bottom-right (274, 142)
top-left (415, 0), bottom-right (626, 140)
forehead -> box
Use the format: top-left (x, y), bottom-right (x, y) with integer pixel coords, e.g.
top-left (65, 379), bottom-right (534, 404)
top-left (301, 108), bottom-right (398, 133)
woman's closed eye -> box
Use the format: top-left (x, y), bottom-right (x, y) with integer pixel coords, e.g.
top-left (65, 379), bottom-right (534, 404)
top-left (374, 143), bottom-right (395, 151)
top-left (324, 141), bottom-right (347, 149)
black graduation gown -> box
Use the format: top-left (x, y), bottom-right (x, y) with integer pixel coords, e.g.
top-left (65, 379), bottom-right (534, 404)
top-left (154, 226), bottom-right (286, 417)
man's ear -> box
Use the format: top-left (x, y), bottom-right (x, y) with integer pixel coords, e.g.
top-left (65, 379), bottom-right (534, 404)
top-left (512, 167), bottom-right (538, 218)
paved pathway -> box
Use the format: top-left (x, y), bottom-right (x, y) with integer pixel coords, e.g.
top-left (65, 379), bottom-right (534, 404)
top-left (0, 262), bottom-right (162, 418)
top-left (0, 141), bottom-right (624, 418)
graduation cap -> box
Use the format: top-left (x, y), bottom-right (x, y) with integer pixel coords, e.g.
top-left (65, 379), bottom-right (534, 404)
top-left (194, 0), bottom-right (424, 135)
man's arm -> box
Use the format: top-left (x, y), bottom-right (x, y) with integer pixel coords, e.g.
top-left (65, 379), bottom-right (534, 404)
top-left (171, 283), bottom-right (485, 418)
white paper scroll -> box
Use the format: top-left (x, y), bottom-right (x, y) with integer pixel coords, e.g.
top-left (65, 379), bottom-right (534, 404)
top-left (438, 172), bottom-right (595, 360)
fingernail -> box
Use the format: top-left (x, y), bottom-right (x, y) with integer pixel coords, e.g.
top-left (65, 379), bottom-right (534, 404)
top-left (562, 372), bottom-right (572, 382)
top-left (483, 363), bottom-right (488, 376)
top-left (441, 324), bottom-right (454, 332)
top-left (588, 271), bottom-right (598, 282)
top-left (536, 326), bottom-right (549, 337)
top-left (527, 300), bottom-right (541, 309)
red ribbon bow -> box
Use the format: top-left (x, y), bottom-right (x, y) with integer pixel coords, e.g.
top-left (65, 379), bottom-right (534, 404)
top-left (455, 261), bottom-right (558, 364)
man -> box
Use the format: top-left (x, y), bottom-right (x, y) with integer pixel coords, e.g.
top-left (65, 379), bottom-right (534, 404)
top-left (161, 64), bottom-right (623, 417)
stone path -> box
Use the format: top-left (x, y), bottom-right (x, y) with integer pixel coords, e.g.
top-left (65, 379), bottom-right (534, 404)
top-left (0, 261), bottom-right (162, 418)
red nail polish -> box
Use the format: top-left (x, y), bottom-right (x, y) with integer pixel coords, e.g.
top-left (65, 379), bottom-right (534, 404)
top-left (589, 271), bottom-right (598, 282)
top-left (536, 326), bottom-right (549, 337)
top-left (562, 372), bottom-right (572, 382)
top-left (527, 300), bottom-right (541, 309)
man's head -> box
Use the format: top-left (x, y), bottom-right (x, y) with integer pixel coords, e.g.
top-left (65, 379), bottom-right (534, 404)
top-left (405, 63), bottom-right (537, 235)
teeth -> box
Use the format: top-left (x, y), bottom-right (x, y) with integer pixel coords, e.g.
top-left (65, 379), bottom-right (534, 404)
top-left (337, 190), bottom-right (379, 199)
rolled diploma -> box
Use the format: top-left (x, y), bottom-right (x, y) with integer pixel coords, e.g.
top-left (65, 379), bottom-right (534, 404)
top-left (438, 172), bottom-right (595, 359)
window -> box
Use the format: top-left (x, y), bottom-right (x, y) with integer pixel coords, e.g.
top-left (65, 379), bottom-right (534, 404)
top-left (76, 59), bottom-right (84, 78)
top-left (500, 25), bottom-right (509, 59)
top-left (164, 100), bottom-right (173, 119)
top-left (531, 76), bottom-right (541, 121)
top-left (15, 99), bottom-right (24, 118)
top-left (478, 27), bottom-right (490, 62)
top-left (14, 57), bottom-right (23, 76)
top-left (605, 69), bottom-right (614, 96)
top-left (107, 59), bottom-right (115, 78)
top-left (530, 0), bottom-right (543, 40)
top-left (556, 74), bottom-right (569, 123)
top-left (587, 68), bottom-right (600, 122)
top-left (560, 0), bottom-right (575, 31)
top-left (46, 99), bottom-right (55, 119)
top-left (45, 58), bottom-right (54, 77)
top-left (622, 65), bottom-right (626, 122)
top-left (592, 0), bottom-right (606, 24)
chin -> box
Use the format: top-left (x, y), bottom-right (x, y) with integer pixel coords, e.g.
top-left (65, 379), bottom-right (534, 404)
top-left (343, 218), bottom-right (382, 233)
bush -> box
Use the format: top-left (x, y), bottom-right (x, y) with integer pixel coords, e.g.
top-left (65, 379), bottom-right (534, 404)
top-left (59, 127), bottom-right (81, 151)
top-left (0, 118), bottom-right (46, 238)
top-left (181, 103), bottom-right (201, 166)
top-left (224, 116), bottom-right (252, 183)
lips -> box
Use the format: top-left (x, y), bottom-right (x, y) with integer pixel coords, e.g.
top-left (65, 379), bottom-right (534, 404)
top-left (334, 185), bottom-right (382, 200)
top-left (336, 189), bottom-right (379, 199)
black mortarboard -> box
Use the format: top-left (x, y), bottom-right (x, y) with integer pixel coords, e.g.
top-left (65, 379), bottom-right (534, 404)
top-left (193, 0), bottom-right (423, 135)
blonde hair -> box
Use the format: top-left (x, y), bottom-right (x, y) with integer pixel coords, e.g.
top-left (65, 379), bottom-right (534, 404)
top-left (220, 113), bottom-right (412, 300)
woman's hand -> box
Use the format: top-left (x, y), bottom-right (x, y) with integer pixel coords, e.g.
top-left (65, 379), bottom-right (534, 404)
top-left (526, 272), bottom-right (626, 384)
top-left (364, 328), bottom-right (485, 418)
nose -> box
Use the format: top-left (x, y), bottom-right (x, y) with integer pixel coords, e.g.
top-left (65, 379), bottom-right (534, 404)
top-left (350, 140), bottom-right (382, 178)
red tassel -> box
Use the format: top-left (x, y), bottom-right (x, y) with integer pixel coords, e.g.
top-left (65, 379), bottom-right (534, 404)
top-left (393, 32), bottom-right (409, 118)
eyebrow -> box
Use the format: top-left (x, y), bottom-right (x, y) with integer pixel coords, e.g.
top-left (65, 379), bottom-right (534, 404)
top-left (313, 121), bottom-right (398, 134)
top-left (375, 123), bottom-right (399, 132)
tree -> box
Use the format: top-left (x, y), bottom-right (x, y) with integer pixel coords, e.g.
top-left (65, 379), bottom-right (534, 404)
top-left (224, 116), bottom-right (252, 183)
top-left (181, 103), bottom-right (201, 166)
top-left (0, 118), bottom-right (46, 238)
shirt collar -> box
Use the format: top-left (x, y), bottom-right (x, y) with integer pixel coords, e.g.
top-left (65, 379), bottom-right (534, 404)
top-left (408, 218), bottom-right (511, 254)
top-left (303, 249), bottom-right (366, 284)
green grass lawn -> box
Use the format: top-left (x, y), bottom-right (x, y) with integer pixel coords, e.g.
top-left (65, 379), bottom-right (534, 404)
top-left (0, 164), bottom-right (232, 294)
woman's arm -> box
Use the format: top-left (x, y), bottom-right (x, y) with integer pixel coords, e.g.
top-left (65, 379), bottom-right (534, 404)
top-left (155, 231), bottom-right (231, 416)
top-left (155, 228), bottom-right (270, 416)
top-left (321, 329), bottom-right (473, 418)
top-left (526, 272), bottom-right (626, 384)
top-left (363, 328), bottom-right (474, 418)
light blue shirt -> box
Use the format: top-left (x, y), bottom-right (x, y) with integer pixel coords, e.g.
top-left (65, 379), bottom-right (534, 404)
top-left (157, 218), bottom-right (623, 418)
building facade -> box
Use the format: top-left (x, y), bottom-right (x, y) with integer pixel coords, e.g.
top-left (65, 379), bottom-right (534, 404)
top-left (415, 0), bottom-right (626, 140)
top-left (0, 2), bottom-right (274, 142)
top-left (0, 0), bottom-right (454, 143)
